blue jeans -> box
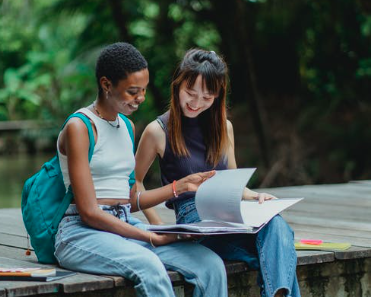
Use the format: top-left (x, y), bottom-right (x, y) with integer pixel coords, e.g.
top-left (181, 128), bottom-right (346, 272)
top-left (55, 204), bottom-right (228, 297)
top-left (175, 199), bottom-right (301, 297)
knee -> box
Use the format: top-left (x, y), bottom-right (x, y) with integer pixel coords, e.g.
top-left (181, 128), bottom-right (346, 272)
top-left (115, 251), bottom-right (169, 284)
top-left (125, 252), bottom-right (174, 296)
top-left (258, 216), bottom-right (295, 249)
top-left (139, 252), bottom-right (168, 276)
top-left (197, 249), bottom-right (226, 277)
top-left (267, 215), bottom-right (294, 237)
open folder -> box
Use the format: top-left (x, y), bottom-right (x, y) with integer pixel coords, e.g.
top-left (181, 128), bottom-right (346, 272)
top-left (149, 168), bottom-right (303, 235)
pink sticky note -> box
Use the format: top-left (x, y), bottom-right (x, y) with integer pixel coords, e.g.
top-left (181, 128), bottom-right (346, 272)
top-left (300, 239), bottom-right (323, 245)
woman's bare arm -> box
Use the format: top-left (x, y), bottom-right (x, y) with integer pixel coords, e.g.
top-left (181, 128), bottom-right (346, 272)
top-left (134, 121), bottom-right (166, 224)
top-left (128, 120), bottom-right (163, 224)
top-left (61, 118), bottom-right (153, 242)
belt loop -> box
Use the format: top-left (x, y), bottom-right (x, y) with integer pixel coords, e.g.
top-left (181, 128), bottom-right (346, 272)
top-left (123, 205), bottom-right (128, 223)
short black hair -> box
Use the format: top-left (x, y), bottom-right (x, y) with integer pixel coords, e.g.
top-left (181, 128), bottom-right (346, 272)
top-left (95, 42), bottom-right (148, 95)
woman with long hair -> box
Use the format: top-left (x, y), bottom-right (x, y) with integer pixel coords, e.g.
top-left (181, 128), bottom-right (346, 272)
top-left (136, 48), bottom-right (301, 297)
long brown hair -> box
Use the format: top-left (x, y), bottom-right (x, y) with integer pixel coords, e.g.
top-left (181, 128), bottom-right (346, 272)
top-left (168, 49), bottom-right (229, 167)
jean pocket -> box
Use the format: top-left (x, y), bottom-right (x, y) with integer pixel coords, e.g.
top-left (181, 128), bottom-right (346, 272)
top-left (176, 203), bottom-right (200, 224)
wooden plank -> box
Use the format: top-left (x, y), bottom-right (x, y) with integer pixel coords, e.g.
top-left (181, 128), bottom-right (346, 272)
top-left (282, 203), bottom-right (371, 222)
top-left (296, 250), bottom-right (335, 265)
top-left (283, 210), bottom-right (371, 226)
top-left (0, 209), bottom-right (26, 237)
top-left (259, 183), bottom-right (371, 201)
top-left (103, 275), bottom-right (133, 288)
top-left (289, 223), bottom-right (371, 240)
top-left (257, 188), bottom-right (371, 205)
top-left (0, 208), bottom-right (23, 221)
top-left (331, 183), bottom-right (371, 192)
top-left (279, 192), bottom-right (371, 206)
top-left (350, 180), bottom-right (371, 186)
top-left (0, 245), bottom-right (37, 264)
top-left (0, 281), bottom-right (60, 297)
top-left (282, 213), bottom-right (371, 232)
top-left (57, 274), bottom-right (114, 294)
top-left (267, 181), bottom-right (370, 192)
top-left (0, 225), bottom-right (27, 238)
top-left (0, 234), bottom-right (29, 250)
top-left (334, 246), bottom-right (371, 260)
top-left (0, 222), bottom-right (26, 237)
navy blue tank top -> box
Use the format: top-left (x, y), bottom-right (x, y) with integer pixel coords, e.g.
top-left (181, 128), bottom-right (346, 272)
top-left (157, 111), bottom-right (228, 208)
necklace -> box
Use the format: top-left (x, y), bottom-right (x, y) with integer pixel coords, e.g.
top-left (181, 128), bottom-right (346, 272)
top-left (93, 103), bottom-right (120, 128)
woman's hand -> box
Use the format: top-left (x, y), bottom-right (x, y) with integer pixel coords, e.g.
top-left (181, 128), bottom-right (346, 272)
top-left (150, 233), bottom-right (200, 247)
top-left (150, 233), bottom-right (178, 246)
top-left (176, 170), bottom-right (216, 195)
top-left (242, 188), bottom-right (277, 204)
top-left (254, 192), bottom-right (277, 204)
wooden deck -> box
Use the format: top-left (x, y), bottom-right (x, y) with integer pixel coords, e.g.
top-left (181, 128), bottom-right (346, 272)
top-left (0, 180), bottom-right (370, 296)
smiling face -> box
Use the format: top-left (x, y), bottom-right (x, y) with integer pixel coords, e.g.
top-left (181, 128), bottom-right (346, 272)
top-left (179, 75), bottom-right (216, 118)
top-left (102, 68), bottom-right (149, 116)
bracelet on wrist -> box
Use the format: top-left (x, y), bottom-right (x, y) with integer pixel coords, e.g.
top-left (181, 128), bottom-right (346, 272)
top-left (136, 191), bottom-right (142, 211)
top-left (149, 232), bottom-right (156, 248)
top-left (172, 180), bottom-right (179, 198)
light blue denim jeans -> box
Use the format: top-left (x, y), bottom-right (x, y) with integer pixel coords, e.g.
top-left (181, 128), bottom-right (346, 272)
top-left (55, 204), bottom-right (228, 297)
top-left (174, 198), bottom-right (301, 297)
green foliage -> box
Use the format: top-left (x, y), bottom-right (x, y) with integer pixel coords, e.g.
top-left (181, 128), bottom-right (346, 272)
top-left (0, 0), bottom-right (96, 122)
top-left (0, 0), bottom-right (370, 185)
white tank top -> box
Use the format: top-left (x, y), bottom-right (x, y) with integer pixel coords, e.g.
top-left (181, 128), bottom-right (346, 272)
top-left (57, 108), bottom-right (135, 199)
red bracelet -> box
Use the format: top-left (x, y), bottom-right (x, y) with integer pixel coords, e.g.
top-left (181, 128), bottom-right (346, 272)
top-left (172, 180), bottom-right (179, 198)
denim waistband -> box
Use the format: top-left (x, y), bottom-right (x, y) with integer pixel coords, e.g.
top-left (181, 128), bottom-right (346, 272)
top-left (173, 198), bottom-right (203, 224)
top-left (173, 198), bottom-right (195, 213)
top-left (64, 203), bottom-right (132, 222)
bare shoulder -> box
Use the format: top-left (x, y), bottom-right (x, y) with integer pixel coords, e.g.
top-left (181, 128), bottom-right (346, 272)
top-left (137, 120), bottom-right (166, 156)
top-left (59, 117), bottom-right (90, 154)
top-left (226, 119), bottom-right (234, 133)
top-left (143, 120), bottom-right (165, 141)
top-left (64, 117), bottom-right (89, 135)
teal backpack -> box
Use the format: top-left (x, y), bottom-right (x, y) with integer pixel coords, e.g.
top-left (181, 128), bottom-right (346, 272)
top-left (21, 112), bottom-right (135, 264)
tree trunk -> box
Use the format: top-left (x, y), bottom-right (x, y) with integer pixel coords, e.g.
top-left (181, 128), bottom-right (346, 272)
top-left (210, 0), bottom-right (271, 167)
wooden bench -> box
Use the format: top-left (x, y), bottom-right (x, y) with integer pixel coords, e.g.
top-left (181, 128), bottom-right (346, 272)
top-left (1, 180), bottom-right (371, 296)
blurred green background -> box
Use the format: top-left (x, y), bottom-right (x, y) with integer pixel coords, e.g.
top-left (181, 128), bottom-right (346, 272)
top-left (0, 0), bottom-right (370, 208)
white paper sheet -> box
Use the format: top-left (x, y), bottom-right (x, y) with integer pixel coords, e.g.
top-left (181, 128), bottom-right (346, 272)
top-left (148, 168), bottom-right (303, 234)
top-left (240, 198), bottom-right (303, 227)
top-left (196, 168), bottom-right (255, 223)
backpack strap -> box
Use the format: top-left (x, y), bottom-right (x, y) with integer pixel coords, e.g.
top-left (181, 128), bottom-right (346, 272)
top-left (62, 113), bottom-right (95, 161)
top-left (49, 113), bottom-right (96, 237)
top-left (118, 114), bottom-right (135, 188)
top-left (60, 113), bottom-right (96, 195)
